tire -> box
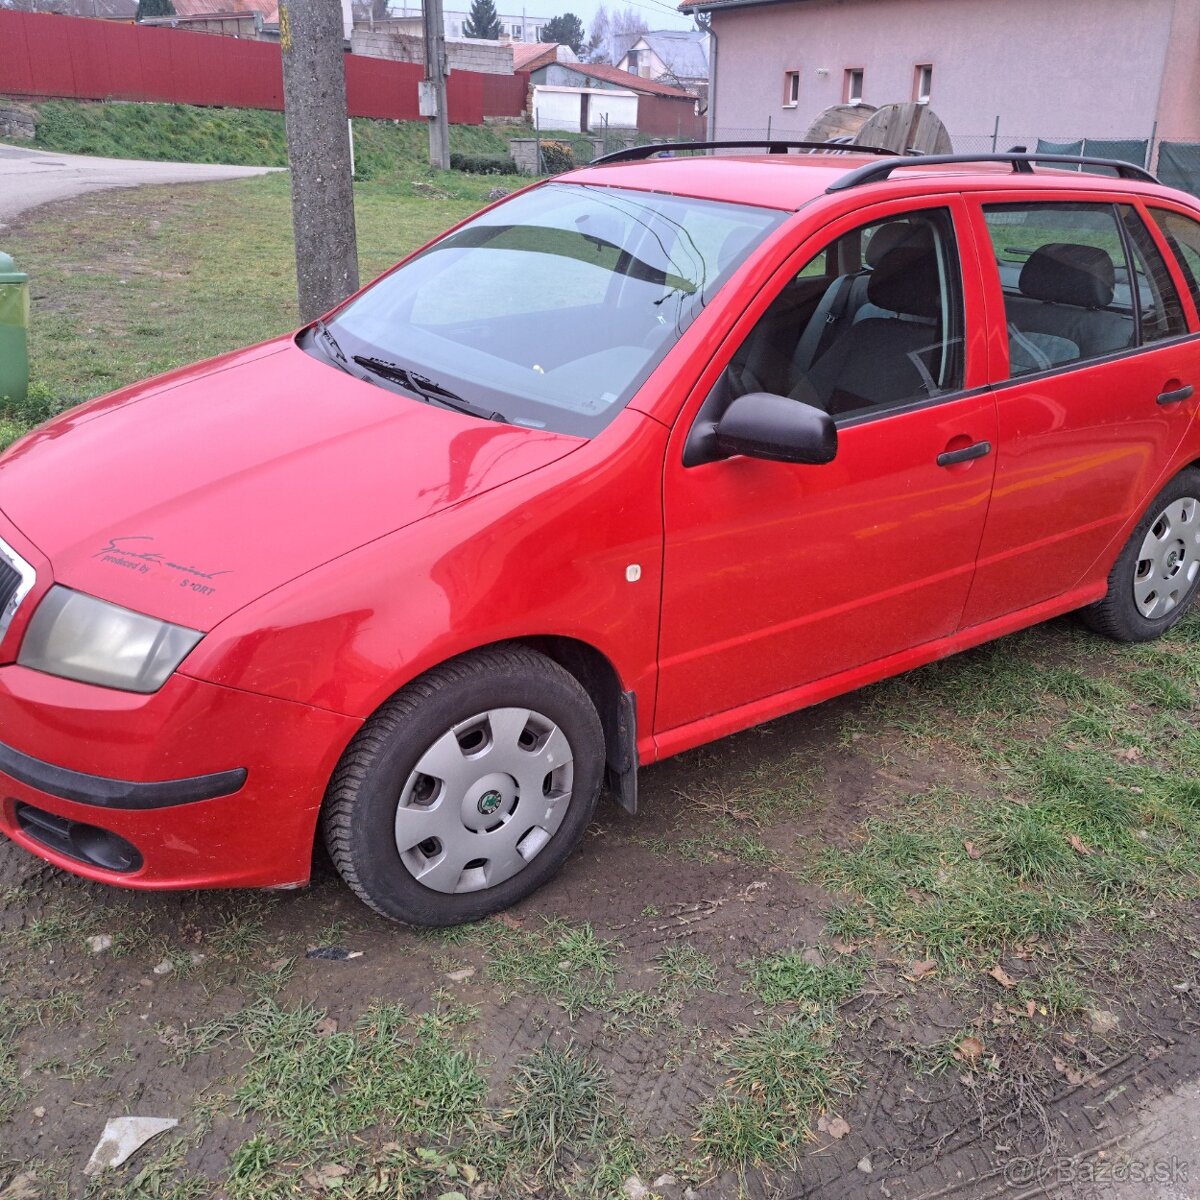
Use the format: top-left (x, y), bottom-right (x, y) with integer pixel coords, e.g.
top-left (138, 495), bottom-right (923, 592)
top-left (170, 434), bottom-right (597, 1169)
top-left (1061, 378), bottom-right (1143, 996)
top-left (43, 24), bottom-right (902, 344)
top-left (1079, 468), bottom-right (1200, 643)
top-left (321, 645), bottom-right (605, 926)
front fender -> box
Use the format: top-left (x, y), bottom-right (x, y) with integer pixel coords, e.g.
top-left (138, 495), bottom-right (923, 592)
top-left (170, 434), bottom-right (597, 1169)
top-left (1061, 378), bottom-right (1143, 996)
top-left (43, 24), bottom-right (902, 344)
top-left (180, 408), bottom-right (668, 747)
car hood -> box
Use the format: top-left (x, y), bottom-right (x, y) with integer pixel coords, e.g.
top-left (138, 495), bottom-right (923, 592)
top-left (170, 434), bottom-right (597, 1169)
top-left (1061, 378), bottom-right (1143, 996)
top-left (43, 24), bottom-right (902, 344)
top-left (0, 338), bottom-right (582, 630)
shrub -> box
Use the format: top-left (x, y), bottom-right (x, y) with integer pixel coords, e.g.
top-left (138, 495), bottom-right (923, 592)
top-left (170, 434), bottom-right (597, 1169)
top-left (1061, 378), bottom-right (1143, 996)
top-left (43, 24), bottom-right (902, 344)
top-left (538, 140), bottom-right (576, 175)
top-left (449, 152), bottom-right (516, 175)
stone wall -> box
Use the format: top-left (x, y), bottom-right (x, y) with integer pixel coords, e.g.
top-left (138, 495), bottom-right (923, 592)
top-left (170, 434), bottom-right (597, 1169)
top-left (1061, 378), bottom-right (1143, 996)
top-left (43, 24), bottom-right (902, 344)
top-left (351, 28), bottom-right (514, 76)
top-left (0, 107), bottom-right (35, 141)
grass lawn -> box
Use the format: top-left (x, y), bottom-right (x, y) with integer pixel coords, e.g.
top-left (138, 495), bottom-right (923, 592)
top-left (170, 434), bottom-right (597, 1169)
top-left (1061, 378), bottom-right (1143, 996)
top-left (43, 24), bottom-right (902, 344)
top-left (0, 160), bottom-right (1198, 1199)
top-left (9, 168), bottom-right (517, 437)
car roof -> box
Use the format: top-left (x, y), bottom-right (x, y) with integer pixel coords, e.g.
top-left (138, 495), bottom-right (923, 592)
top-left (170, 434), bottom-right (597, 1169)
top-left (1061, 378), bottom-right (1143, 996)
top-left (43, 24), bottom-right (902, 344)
top-left (564, 152), bottom-right (1187, 213)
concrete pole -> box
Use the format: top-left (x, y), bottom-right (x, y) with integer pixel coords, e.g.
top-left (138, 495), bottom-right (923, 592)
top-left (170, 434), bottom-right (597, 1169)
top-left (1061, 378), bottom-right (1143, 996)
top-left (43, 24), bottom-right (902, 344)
top-left (422, 0), bottom-right (451, 170)
top-left (279, 0), bottom-right (360, 323)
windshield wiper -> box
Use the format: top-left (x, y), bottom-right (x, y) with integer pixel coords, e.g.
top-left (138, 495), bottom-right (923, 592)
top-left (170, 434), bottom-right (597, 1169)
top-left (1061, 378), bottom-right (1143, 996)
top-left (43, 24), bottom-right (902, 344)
top-left (352, 355), bottom-right (508, 424)
top-left (312, 319), bottom-right (356, 373)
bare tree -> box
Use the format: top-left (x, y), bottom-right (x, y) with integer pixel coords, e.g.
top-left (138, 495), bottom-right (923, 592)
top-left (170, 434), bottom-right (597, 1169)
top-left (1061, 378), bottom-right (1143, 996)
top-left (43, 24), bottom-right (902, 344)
top-left (585, 4), bottom-right (647, 64)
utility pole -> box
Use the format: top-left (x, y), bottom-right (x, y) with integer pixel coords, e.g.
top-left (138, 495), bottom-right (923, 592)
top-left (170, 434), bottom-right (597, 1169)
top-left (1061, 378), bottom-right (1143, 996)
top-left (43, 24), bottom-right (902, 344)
top-left (279, 0), bottom-right (360, 323)
top-left (421, 0), bottom-right (451, 170)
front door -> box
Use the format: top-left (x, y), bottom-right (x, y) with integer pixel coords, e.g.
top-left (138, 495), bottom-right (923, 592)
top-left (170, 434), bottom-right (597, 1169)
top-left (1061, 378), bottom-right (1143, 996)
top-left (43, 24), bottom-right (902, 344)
top-left (655, 197), bottom-right (998, 744)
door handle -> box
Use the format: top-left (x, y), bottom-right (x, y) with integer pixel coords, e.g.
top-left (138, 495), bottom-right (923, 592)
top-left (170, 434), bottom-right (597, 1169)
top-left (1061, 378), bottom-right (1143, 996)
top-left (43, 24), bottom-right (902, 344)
top-left (937, 440), bottom-right (992, 467)
top-left (1157, 384), bottom-right (1194, 405)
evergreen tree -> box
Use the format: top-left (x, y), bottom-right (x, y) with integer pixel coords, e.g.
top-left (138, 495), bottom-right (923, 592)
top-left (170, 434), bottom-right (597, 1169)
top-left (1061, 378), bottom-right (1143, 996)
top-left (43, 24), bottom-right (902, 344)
top-left (463, 0), bottom-right (502, 40)
top-left (136, 0), bottom-right (175, 17)
top-left (540, 12), bottom-right (586, 56)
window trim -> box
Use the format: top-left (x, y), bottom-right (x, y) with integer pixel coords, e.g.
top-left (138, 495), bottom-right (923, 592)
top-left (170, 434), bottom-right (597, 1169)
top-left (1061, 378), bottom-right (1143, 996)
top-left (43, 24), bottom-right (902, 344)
top-left (681, 197), bottom-right (976, 463)
top-left (1144, 201), bottom-right (1200, 330)
top-left (976, 197), bottom-right (1188, 385)
top-left (783, 68), bottom-right (800, 107)
top-left (913, 63), bottom-right (932, 104)
top-left (843, 67), bottom-right (864, 104)
top-left (986, 328), bottom-right (1200, 396)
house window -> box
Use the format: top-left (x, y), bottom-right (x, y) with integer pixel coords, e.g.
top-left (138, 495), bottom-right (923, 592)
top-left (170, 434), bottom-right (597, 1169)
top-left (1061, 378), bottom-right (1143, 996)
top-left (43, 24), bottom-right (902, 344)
top-left (511, 23), bottom-right (523, 37)
top-left (783, 70), bottom-right (800, 107)
top-left (914, 63), bottom-right (932, 103)
top-left (844, 67), bottom-right (864, 103)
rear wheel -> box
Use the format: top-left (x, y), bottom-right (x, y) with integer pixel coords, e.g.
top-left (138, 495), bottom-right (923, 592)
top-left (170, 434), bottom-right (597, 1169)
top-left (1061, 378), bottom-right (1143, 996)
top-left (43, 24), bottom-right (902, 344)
top-left (321, 645), bottom-right (604, 926)
top-left (1080, 468), bottom-right (1200, 643)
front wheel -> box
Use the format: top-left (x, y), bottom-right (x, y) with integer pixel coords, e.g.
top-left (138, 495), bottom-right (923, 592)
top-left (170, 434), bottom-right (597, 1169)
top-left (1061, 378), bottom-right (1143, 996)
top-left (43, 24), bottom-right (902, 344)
top-left (1079, 468), bottom-right (1200, 643)
top-left (321, 646), bottom-right (605, 926)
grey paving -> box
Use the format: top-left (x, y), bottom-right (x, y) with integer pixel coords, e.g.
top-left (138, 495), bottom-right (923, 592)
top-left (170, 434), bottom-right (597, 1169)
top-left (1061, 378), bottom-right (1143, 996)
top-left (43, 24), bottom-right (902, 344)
top-left (0, 143), bottom-right (281, 227)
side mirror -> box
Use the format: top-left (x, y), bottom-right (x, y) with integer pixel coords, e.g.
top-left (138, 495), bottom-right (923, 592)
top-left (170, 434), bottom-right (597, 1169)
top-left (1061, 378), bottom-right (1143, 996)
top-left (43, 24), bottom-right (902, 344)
top-left (714, 392), bottom-right (837, 465)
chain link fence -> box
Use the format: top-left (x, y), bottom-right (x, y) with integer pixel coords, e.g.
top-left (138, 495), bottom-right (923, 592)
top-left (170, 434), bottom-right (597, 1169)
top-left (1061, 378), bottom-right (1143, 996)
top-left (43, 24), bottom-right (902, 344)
top-left (519, 121), bottom-right (1200, 197)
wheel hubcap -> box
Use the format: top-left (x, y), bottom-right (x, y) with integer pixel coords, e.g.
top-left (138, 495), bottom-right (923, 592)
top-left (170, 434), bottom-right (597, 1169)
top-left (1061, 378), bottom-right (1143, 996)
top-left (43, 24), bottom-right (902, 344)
top-left (1134, 496), bottom-right (1200, 619)
top-left (394, 707), bottom-right (574, 894)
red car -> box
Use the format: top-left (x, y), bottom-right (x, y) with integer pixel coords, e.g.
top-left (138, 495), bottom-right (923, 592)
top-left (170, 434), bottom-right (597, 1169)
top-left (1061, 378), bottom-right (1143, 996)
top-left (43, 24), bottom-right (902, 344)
top-left (3, 144), bottom-right (1200, 925)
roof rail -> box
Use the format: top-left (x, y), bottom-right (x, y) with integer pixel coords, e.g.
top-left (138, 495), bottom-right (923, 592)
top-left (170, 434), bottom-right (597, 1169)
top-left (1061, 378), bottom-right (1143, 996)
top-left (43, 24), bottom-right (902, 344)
top-left (826, 151), bottom-right (1159, 192)
top-left (591, 139), bottom-right (904, 165)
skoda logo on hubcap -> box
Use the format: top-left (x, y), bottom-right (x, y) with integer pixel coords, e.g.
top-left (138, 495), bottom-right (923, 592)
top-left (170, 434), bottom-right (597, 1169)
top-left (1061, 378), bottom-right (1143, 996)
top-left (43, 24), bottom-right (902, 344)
top-left (478, 789), bottom-right (503, 816)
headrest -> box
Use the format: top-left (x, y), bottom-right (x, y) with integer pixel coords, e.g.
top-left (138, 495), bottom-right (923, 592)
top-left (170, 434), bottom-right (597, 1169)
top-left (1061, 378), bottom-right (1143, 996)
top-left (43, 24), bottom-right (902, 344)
top-left (864, 221), bottom-right (932, 268)
top-left (1019, 242), bottom-right (1115, 308)
top-left (867, 243), bottom-right (942, 318)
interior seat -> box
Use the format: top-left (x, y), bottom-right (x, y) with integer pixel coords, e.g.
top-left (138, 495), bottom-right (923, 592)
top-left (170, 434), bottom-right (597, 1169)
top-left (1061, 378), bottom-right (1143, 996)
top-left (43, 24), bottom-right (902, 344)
top-left (1004, 243), bottom-right (1134, 370)
top-left (791, 221), bottom-right (933, 376)
top-left (796, 242), bottom-right (945, 416)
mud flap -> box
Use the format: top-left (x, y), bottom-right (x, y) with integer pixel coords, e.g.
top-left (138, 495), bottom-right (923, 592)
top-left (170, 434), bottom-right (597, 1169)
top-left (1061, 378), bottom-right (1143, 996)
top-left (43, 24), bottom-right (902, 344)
top-left (606, 689), bottom-right (638, 815)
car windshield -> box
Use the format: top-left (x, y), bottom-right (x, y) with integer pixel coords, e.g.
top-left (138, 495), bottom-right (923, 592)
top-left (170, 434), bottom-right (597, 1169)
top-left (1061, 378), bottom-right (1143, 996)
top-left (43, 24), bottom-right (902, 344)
top-left (325, 182), bottom-right (786, 436)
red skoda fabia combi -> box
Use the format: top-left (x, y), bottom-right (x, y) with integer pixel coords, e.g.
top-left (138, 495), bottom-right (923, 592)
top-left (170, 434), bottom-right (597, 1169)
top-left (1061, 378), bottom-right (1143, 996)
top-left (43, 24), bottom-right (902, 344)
top-left (3, 146), bottom-right (1200, 925)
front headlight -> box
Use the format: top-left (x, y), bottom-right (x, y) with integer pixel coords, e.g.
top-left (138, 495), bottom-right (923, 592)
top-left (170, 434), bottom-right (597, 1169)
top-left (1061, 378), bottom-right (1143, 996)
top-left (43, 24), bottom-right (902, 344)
top-left (18, 586), bottom-right (203, 693)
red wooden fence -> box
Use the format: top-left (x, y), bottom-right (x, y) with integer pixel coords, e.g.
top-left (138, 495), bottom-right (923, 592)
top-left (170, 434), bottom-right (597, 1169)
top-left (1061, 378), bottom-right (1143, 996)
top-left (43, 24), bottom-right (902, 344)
top-left (0, 10), bottom-right (529, 123)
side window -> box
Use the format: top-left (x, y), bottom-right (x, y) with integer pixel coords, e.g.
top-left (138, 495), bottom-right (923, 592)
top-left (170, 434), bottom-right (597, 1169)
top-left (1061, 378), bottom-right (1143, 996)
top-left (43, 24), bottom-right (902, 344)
top-left (1148, 207), bottom-right (1200, 315)
top-left (726, 208), bottom-right (965, 421)
top-left (1118, 206), bottom-right (1188, 344)
top-left (983, 203), bottom-right (1138, 377)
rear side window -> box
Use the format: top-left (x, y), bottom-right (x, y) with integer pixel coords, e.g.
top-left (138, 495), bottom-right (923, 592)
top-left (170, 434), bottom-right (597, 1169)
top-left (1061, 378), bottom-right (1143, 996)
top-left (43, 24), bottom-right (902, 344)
top-left (1118, 206), bottom-right (1188, 344)
top-left (1148, 207), bottom-right (1200, 313)
top-left (982, 202), bottom-right (1184, 378)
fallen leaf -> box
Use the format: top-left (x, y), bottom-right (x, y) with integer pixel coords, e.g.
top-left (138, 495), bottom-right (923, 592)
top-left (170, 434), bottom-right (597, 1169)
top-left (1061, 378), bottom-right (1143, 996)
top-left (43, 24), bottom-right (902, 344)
top-left (1056, 1060), bottom-right (1094, 1089)
top-left (1067, 834), bottom-right (1094, 856)
top-left (302, 1163), bottom-right (350, 1191)
top-left (955, 1035), bottom-right (985, 1062)
top-left (963, 840), bottom-right (982, 860)
top-left (1026, 1000), bottom-right (1037, 1018)
top-left (908, 958), bottom-right (937, 981)
top-left (988, 964), bottom-right (1017, 989)
top-left (817, 1114), bottom-right (851, 1140)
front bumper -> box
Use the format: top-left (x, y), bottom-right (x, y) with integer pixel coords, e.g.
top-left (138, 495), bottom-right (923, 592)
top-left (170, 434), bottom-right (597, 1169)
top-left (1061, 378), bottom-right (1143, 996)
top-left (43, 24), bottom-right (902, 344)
top-left (0, 664), bottom-right (360, 889)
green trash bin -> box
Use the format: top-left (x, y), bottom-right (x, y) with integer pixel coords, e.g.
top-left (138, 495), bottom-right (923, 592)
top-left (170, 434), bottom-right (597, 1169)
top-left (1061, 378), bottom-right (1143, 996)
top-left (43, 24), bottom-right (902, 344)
top-left (0, 251), bottom-right (30, 410)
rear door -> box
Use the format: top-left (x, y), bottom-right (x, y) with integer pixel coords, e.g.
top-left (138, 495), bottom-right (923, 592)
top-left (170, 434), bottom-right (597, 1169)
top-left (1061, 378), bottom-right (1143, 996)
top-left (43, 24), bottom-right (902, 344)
top-left (958, 193), bottom-right (1199, 627)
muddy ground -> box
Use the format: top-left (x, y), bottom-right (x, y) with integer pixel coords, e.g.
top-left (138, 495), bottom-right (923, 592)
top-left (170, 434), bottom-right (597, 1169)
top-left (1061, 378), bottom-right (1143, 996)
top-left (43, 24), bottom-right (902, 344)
top-left (1, 616), bottom-right (1197, 1200)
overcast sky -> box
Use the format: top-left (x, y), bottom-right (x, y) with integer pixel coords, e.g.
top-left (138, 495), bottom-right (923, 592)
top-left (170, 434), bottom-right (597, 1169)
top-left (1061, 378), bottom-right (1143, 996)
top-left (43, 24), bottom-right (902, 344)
top-left (419, 0), bottom-right (696, 34)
